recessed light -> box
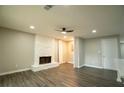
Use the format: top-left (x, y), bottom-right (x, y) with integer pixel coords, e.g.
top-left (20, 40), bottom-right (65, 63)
top-left (61, 31), bottom-right (67, 34)
top-left (92, 30), bottom-right (96, 33)
top-left (30, 26), bottom-right (35, 29)
top-left (64, 36), bottom-right (67, 38)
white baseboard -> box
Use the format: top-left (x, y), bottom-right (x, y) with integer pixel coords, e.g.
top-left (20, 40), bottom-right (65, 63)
top-left (75, 64), bottom-right (116, 70)
top-left (84, 64), bottom-right (117, 71)
top-left (78, 64), bottom-right (85, 68)
top-left (32, 62), bottom-right (59, 72)
top-left (84, 64), bottom-right (103, 69)
top-left (103, 67), bottom-right (117, 71)
top-left (0, 68), bottom-right (31, 76)
top-left (73, 64), bottom-right (85, 68)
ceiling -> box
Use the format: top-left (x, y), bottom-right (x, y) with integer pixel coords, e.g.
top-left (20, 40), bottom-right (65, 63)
top-left (0, 5), bottom-right (124, 41)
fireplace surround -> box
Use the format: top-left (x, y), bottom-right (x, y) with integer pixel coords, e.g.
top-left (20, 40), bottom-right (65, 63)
top-left (32, 56), bottom-right (58, 72)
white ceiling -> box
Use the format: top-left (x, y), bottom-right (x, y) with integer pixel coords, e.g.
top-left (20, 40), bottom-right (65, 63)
top-left (0, 5), bottom-right (124, 40)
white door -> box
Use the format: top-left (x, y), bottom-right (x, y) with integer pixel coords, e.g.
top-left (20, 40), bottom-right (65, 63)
top-left (101, 38), bottom-right (119, 70)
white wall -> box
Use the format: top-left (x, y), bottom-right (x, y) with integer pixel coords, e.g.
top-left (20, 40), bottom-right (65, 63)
top-left (74, 37), bottom-right (85, 68)
top-left (0, 27), bottom-right (34, 74)
top-left (67, 41), bottom-right (74, 63)
top-left (34, 35), bottom-right (58, 66)
top-left (54, 39), bottom-right (59, 62)
top-left (84, 36), bottom-right (119, 69)
top-left (73, 37), bottom-right (79, 67)
top-left (84, 39), bottom-right (102, 68)
top-left (78, 38), bottom-right (85, 67)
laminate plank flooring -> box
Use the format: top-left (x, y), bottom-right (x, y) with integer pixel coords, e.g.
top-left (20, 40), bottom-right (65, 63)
top-left (0, 63), bottom-right (123, 87)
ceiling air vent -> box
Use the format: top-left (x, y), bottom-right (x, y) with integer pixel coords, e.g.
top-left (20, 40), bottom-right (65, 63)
top-left (44, 5), bottom-right (53, 10)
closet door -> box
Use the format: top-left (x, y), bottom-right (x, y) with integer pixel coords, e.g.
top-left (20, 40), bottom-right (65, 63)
top-left (101, 38), bottom-right (119, 70)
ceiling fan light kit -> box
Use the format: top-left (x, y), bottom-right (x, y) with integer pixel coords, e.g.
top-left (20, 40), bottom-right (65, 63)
top-left (56, 27), bottom-right (74, 34)
top-left (61, 31), bottom-right (67, 34)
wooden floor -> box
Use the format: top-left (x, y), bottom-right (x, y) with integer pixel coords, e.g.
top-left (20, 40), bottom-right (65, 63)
top-left (0, 63), bottom-right (123, 87)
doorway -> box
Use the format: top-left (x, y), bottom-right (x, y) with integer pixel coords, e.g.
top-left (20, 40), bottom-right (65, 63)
top-left (58, 39), bottom-right (74, 65)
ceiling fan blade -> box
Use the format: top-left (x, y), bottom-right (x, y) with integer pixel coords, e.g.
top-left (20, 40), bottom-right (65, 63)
top-left (66, 30), bottom-right (74, 32)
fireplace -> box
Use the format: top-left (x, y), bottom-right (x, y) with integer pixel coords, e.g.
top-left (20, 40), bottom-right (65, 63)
top-left (39, 56), bottom-right (51, 64)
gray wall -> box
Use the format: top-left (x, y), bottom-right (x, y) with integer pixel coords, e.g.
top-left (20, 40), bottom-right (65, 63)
top-left (0, 27), bottom-right (35, 74)
top-left (84, 39), bottom-right (102, 67)
top-left (78, 38), bottom-right (85, 67)
top-left (84, 36), bottom-right (120, 68)
top-left (74, 37), bottom-right (85, 68)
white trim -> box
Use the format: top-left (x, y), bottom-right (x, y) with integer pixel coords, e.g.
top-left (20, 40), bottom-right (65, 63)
top-left (77, 64), bottom-right (85, 68)
top-left (103, 67), bottom-right (117, 71)
top-left (84, 64), bottom-right (103, 69)
top-left (0, 68), bottom-right (31, 76)
top-left (73, 64), bottom-right (85, 68)
top-left (84, 64), bottom-right (118, 71)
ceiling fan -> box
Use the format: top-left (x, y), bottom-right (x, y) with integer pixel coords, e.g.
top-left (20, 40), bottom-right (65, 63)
top-left (56, 27), bottom-right (74, 34)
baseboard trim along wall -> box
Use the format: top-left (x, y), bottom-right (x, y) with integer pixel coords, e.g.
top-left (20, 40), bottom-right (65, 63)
top-left (75, 64), bottom-right (102, 69)
top-left (77, 64), bottom-right (85, 68)
top-left (0, 63), bottom-right (117, 76)
top-left (76, 64), bottom-right (117, 70)
top-left (84, 64), bottom-right (118, 71)
top-left (0, 68), bottom-right (31, 76)
top-left (84, 64), bottom-right (103, 69)
top-left (0, 63), bottom-right (59, 76)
